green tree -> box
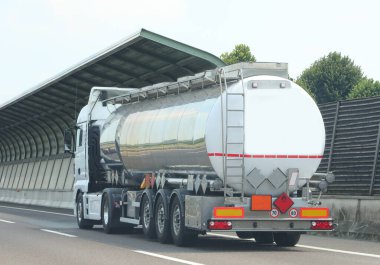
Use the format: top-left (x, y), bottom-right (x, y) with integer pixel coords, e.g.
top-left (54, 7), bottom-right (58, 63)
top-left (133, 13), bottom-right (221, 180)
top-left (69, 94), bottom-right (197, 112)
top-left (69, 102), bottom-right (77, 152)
top-left (347, 78), bottom-right (380, 99)
top-left (296, 52), bottom-right (363, 103)
top-left (296, 78), bottom-right (316, 100)
top-left (220, 44), bottom-right (256, 65)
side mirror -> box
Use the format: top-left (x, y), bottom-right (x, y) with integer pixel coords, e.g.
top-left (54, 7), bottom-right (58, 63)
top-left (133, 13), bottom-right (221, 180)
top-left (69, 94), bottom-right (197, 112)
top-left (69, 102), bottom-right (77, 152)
top-left (64, 129), bottom-right (74, 155)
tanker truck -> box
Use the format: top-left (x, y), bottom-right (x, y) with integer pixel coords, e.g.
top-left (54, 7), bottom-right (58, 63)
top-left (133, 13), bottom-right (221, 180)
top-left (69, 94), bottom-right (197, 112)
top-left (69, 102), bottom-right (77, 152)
top-left (64, 62), bottom-right (335, 247)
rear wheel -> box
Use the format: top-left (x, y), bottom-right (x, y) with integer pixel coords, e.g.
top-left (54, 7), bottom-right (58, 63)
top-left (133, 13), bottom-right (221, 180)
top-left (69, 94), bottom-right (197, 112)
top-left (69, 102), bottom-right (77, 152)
top-left (76, 193), bottom-right (93, 229)
top-left (155, 195), bottom-right (171, 243)
top-left (254, 232), bottom-right (274, 244)
top-left (141, 194), bottom-right (156, 239)
top-left (170, 196), bottom-right (198, 246)
top-left (274, 232), bottom-right (301, 247)
top-left (102, 193), bottom-right (120, 234)
top-left (236, 232), bottom-right (255, 239)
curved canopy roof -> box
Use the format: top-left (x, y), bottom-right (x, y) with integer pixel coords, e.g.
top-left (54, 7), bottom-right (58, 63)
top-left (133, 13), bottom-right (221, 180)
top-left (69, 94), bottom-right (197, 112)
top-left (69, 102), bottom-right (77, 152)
top-left (0, 29), bottom-right (225, 162)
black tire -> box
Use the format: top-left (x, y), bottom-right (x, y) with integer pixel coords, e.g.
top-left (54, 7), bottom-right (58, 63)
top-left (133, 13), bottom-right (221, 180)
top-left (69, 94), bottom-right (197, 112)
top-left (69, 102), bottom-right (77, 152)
top-left (76, 193), bottom-right (93, 229)
top-left (274, 232), bottom-right (301, 247)
top-left (154, 195), bottom-right (171, 244)
top-left (170, 196), bottom-right (198, 246)
top-left (236, 232), bottom-right (255, 239)
top-left (102, 193), bottom-right (117, 234)
top-left (254, 232), bottom-right (274, 244)
top-left (141, 194), bottom-right (156, 239)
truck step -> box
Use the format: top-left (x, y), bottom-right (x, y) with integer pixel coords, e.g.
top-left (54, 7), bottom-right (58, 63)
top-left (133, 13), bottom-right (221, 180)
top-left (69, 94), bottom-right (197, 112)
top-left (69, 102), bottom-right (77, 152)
top-left (226, 93), bottom-right (245, 96)
top-left (226, 125), bottom-right (244, 128)
top-left (227, 109), bottom-right (244, 111)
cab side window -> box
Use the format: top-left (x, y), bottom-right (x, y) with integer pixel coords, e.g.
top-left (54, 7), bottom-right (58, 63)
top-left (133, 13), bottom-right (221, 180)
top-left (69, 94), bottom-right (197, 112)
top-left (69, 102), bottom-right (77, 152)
top-left (77, 128), bottom-right (83, 147)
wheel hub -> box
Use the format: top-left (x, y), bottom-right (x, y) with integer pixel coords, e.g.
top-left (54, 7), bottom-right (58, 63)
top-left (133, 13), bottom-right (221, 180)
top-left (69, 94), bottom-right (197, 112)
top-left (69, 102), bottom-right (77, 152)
top-left (157, 203), bottom-right (165, 233)
top-left (103, 203), bottom-right (109, 225)
top-left (77, 201), bottom-right (82, 222)
top-left (172, 205), bottom-right (181, 236)
top-left (143, 201), bottom-right (150, 228)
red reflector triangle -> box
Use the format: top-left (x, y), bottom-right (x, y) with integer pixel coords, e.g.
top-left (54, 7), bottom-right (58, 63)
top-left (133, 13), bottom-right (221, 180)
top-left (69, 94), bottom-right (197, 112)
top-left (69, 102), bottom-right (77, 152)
top-left (273, 192), bottom-right (294, 214)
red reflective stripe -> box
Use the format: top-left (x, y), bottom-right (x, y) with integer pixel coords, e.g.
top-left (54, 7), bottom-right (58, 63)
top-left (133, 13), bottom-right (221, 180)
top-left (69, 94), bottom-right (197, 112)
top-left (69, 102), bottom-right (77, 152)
top-left (208, 153), bottom-right (323, 159)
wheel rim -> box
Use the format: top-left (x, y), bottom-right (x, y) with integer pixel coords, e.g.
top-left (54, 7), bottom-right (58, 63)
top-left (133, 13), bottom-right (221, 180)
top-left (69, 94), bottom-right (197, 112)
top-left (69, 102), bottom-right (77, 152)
top-left (143, 200), bottom-right (150, 228)
top-left (77, 200), bottom-right (82, 222)
top-left (172, 204), bottom-right (181, 236)
top-left (157, 203), bottom-right (165, 234)
top-left (103, 201), bottom-right (109, 225)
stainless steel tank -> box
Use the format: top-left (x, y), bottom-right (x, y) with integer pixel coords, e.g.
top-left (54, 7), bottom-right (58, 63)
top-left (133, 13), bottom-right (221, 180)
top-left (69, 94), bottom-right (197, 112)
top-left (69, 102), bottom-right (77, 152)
top-left (100, 75), bottom-right (325, 195)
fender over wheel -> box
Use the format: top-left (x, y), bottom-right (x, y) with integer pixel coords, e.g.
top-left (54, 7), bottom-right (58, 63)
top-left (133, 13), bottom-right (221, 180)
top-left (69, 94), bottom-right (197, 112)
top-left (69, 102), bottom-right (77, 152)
top-left (76, 193), bottom-right (93, 229)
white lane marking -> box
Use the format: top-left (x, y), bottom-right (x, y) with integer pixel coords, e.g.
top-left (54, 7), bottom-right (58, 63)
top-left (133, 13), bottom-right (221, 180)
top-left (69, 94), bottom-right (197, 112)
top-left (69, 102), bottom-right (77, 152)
top-left (296, 244), bottom-right (380, 259)
top-left (41, 229), bottom-right (77, 238)
top-left (0, 219), bottom-right (15, 224)
top-left (0, 205), bottom-right (74, 217)
top-left (134, 250), bottom-right (204, 265)
top-left (208, 232), bottom-right (380, 259)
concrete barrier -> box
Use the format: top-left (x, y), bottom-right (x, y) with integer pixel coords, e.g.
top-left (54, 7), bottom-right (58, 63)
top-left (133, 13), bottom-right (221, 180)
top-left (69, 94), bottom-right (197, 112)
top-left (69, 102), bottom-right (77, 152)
top-left (321, 195), bottom-right (380, 241)
top-left (0, 189), bottom-right (73, 210)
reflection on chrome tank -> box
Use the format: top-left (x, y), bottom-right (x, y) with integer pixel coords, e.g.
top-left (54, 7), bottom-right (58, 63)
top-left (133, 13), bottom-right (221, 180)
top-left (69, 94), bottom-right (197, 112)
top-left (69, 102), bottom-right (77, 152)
top-left (100, 88), bottom-right (219, 173)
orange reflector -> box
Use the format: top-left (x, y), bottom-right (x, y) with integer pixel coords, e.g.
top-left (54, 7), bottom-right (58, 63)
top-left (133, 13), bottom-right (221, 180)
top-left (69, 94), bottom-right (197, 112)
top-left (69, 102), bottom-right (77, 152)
top-left (251, 195), bottom-right (272, 211)
top-left (213, 207), bottom-right (244, 218)
top-left (300, 208), bottom-right (329, 218)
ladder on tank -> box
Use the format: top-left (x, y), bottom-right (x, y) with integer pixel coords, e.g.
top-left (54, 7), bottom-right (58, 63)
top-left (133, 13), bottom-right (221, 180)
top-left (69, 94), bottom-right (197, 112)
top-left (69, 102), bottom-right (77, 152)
top-left (219, 68), bottom-right (246, 204)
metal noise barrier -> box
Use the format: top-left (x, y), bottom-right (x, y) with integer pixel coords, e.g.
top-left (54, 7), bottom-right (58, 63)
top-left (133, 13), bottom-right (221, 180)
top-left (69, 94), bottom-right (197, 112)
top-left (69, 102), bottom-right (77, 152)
top-left (317, 97), bottom-right (380, 196)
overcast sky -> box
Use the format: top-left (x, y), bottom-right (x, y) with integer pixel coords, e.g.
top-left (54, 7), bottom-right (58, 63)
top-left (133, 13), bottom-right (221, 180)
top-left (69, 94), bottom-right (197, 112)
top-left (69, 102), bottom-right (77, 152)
top-left (1, 0), bottom-right (379, 106)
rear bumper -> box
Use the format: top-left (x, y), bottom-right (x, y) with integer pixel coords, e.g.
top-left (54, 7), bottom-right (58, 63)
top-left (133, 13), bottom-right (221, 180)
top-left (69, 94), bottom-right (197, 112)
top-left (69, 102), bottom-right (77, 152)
top-left (185, 195), bottom-right (335, 232)
top-left (206, 218), bottom-right (335, 232)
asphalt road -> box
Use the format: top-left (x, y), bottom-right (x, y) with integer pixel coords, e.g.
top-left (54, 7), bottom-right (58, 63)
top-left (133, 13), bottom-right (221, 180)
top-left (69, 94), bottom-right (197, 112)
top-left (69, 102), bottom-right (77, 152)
top-left (0, 202), bottom-right (379, 265)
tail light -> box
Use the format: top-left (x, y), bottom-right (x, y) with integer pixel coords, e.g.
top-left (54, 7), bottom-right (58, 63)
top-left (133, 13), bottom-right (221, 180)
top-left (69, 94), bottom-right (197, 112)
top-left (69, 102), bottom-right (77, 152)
top-left (208, 220), bottom-right (232, 230)
top-left (311, 221), bottom-right (333, 230)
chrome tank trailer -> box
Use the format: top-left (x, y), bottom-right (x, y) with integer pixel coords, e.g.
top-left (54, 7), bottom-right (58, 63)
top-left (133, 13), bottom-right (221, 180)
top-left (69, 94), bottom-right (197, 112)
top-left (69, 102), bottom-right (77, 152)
top-left (100, 75), bottom-right (325, 196)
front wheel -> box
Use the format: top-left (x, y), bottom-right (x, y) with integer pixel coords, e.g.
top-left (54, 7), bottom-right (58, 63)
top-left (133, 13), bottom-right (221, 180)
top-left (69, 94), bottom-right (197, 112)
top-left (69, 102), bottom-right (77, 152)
top-left (76, 193), bottom-right (93, 229)
top-left (274, 232), bottom-right (301, 247)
